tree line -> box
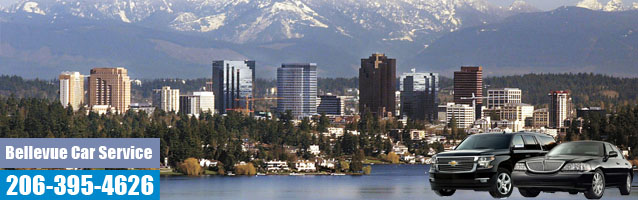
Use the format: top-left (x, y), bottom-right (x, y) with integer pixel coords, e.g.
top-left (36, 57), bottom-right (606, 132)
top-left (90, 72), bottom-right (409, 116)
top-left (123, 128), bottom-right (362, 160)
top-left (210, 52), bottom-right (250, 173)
top-left (0, 96), bottom-right (407, 172)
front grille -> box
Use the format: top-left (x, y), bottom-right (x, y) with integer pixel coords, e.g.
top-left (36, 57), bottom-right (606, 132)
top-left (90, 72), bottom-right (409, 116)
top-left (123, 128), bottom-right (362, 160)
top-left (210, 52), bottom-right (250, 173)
top-left (436, 157), bottom-right (476, 173)
top-left (526, 160), bottom-right (565, 173)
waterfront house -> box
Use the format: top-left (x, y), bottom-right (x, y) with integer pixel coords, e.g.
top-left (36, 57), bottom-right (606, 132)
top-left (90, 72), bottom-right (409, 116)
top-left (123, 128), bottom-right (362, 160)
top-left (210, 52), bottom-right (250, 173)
top-left (309, 145), bottom-right (321, 155)
top-left (295, 160), bottom-right (316, 172)
top-left (266, 160), bottom-right (290, 172)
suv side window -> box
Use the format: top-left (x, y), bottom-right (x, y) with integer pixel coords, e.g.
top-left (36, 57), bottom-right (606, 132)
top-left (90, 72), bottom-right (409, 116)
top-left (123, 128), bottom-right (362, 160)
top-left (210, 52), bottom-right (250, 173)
top-left (512, 135), bottom-right (524, 148)
top-left (539, 136), bottom-right (557, 151)
top-left (523, 135), bottom-right (541, 150)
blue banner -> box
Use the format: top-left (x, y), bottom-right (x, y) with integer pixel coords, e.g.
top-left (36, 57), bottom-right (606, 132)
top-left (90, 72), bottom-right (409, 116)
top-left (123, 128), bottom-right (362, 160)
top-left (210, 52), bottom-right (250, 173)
top-left (0, 170), bottom-right (159, 200)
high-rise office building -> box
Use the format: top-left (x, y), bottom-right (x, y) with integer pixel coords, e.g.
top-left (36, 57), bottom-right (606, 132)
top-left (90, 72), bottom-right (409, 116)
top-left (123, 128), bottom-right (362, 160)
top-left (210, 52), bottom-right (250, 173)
top-left (317, 95), bottom-right (345, 116)
top-left (500, 103), bottom-right (534, 124)
top-left (533, 108), bottom-right (549, 128)
top-left (487, 88), bottom-right (522, 109)
top-left (179, 91), bottom-right (215, 117)
top-left (160, 86), bottom-right (180, 113)
top-left (454, 66), bottom-right (482, 119)
top-left (399, 69), bottom-right (439, 122)
top-left (194, 91), bottom-right (215, 114)
top-left (59, 71), bottom-right (84, 111)
top-left (444, 103), bottom-right (475, 129)
top-left (359, 53), bottom-right (396, 118)
top-left (549, 91), bottom-right (572, 128)
top-left (277, 63), bottom-right (318, 119)
top-left (212, 60), bottom-right (255, 114)
top-left (88, 67), bottom-right (131, 113)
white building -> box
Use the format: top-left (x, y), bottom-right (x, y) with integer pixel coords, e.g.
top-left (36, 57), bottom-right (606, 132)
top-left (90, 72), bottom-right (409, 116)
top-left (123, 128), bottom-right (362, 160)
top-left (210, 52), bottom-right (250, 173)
top-left (309, 145), bottom-right (320, 155)
top-left (487, 88), bottom-right (522, 109)
top-left (180, 91), bottom-right (215, 118)
top-left (493, 120), bottom-right (524, 132)
top-left (549, 91), bottom-right (571, 128)
top-left (59, 71), bottom-right (84, 111)
top-left (444, 103), bottom-right (475, 129)
top-left (199, 159), bottom-right (218, 168)
top-left (322, 127), bottom-right (345, 138)
top-left (409, 129), bottom-right (427, 140)
top-left (392, 142), bottom-right (409, 155)
top-left (501, 103), bottom-right (534, 129)
top-left (266, 160), bottom-right (290, 172)
top-left (161, 86), bottom-right (180, 113)
top-left (194, 91), bottom-right (215, 114)
top-left (471, 117), bottom-right (492, 133)
top-left (295, 160), bottom-right (316, 172)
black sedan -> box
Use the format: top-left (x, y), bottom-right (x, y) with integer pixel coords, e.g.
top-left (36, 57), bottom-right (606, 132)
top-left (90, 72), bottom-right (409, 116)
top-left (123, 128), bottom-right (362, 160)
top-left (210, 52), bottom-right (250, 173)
top-left (512, 141), bottom-right (633, 199)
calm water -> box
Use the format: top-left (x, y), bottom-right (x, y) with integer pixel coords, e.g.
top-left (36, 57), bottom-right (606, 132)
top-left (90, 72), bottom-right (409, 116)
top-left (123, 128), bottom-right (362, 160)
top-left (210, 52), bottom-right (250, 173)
top-left (161, 165), bottom-right (638, 200)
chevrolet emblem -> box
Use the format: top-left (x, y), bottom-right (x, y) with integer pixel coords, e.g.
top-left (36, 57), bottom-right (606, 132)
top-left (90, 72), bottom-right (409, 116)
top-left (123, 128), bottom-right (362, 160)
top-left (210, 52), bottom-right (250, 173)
top-left (448, 161), bottom-right (458, 167)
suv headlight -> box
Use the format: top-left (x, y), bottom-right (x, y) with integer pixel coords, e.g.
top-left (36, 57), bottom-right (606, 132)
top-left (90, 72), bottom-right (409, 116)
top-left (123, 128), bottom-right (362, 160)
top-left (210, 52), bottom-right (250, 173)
top-left (478, 156), bottom-right (495, 169)
top-left (561, 163), bottom-right (592, 172)
top-left (514, 162), bottom-right (527, 171)
top-left (431, 155), bottom-right (437, 164)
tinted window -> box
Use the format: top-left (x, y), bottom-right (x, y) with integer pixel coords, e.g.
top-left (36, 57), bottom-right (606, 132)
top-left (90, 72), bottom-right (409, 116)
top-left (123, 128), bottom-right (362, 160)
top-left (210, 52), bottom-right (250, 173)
top-left (547, 142), bottom-right (604, 156)
top-left (456, 134), bottom-right (513, 150)
top-left (512, 135), bottom-right (524, 148)
top-left (523, 135), bottom-right (541, 150)
top-left (539, 136), bottom-right (557, 151)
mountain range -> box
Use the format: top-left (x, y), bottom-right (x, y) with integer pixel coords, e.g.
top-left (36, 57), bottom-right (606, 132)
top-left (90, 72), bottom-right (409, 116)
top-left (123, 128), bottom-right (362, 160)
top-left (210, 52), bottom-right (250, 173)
top-left (0, 0), bottom-right (637, 78)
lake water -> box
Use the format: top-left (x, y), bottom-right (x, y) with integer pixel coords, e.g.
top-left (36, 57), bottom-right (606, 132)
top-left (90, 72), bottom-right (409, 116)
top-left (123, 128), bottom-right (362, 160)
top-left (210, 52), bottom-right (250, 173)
top-left (161, 164), bottom-right (638, 200)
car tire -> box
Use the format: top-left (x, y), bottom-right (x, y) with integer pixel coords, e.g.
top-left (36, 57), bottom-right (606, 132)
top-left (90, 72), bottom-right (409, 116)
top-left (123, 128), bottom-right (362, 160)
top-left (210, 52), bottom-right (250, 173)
top-left (519, 188), bottom-right (541, 197)
top-left (584, 169), bottom-right (605, 199)
top-left (619, 172), bottom-right (632, 195)
top-left (489, 168), bottom-right (513, 198)
top-left (434, 189), bottom-right (456, 196)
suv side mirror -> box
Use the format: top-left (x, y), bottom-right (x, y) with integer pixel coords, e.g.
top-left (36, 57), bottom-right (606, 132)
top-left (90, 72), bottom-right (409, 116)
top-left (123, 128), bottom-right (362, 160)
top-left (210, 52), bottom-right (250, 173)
top-left (608, 151), bottom-right (618, 158)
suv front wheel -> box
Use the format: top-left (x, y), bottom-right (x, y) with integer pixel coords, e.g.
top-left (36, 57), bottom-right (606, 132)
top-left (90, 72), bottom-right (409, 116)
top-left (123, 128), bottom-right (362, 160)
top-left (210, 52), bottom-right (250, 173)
top-left (489, 168), bottom-right (513, 198)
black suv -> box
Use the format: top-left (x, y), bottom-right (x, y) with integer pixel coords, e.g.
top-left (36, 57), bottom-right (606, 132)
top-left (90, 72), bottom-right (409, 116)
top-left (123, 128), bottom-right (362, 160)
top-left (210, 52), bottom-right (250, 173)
top-left (429, 132), bottom-right (556, 198)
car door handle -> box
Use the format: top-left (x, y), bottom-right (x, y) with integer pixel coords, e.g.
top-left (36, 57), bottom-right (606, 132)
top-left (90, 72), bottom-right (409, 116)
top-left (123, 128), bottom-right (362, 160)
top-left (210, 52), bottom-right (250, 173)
top-left (616, 162), bottom-right (620, 165)
top-left (525, 155), bottom-right (531, 157)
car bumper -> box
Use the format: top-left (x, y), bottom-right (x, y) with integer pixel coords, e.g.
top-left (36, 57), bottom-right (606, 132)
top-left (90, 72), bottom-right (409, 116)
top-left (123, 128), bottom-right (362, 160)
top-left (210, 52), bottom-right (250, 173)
top-left (512, 171), bottom-right (594, 191)
top-left (429, 170), bottom-right (497, 191)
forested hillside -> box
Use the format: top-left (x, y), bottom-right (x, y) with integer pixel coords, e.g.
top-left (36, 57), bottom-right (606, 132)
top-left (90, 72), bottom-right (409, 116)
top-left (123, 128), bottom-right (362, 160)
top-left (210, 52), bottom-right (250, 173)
top-left (484, 73), bottom-right (638, 108)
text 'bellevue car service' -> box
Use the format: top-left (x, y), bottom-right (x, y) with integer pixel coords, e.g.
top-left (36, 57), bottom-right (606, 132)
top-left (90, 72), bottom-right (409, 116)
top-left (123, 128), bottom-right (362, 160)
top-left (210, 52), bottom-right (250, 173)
top-left (0, 138), bottom-right (159, 200)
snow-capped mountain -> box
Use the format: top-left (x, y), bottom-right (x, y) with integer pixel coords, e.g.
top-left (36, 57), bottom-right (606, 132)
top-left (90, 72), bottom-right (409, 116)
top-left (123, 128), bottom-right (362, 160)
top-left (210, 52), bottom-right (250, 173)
top-left (2, 0), bottom-right (534, 44)
top-left (603, 0), bottom-right (624, 11)
top-left (577, 0), bottom-right (636, 11)
top-left (3, 1), bottom-right (637, 79)
top-left (577, 0), bottom-right (603, 10)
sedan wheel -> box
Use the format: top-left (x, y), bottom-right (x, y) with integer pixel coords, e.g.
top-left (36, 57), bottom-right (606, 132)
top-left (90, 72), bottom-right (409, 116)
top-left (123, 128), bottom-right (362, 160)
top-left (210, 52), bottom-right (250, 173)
top-left (584, 169), bottom-right (605, 199)
top-left (619, 172), bottom-right (631, 195)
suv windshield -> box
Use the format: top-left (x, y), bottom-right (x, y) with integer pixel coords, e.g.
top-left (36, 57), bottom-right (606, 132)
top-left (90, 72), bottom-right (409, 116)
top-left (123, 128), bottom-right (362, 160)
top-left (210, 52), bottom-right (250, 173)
top-left (547, 142), bottom-right (603, 156)
top-left (455, 134), bottom-right (513, 150)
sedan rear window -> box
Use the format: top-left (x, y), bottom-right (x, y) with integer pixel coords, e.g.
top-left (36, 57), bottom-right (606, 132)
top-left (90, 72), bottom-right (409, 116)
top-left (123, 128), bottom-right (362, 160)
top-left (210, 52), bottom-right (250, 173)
top-left (456, 134), bottom-right (513, 150)
top-left (547, 142), bottom-right (603, 156)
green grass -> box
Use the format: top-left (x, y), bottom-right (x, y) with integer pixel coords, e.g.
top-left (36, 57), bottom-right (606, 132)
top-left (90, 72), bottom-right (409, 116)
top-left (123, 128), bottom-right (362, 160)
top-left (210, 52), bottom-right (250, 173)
top-left (363, 157), bottom-right (391, 164)
top-left (204, 170), bottom-right (219, 175)
top-left (160, 171), bottom-right (183, 176)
